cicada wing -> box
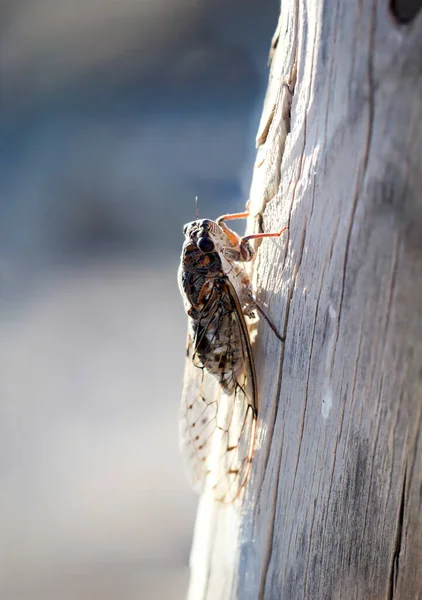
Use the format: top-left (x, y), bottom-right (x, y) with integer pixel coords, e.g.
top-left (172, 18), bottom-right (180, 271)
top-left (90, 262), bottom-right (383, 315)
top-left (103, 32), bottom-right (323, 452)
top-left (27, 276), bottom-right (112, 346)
top-left (179, 279), bottom-right (257, 503)
top-left (205, 383), bottom-right (257, 503)
top-left (179, 338), bottom-right (222, 493)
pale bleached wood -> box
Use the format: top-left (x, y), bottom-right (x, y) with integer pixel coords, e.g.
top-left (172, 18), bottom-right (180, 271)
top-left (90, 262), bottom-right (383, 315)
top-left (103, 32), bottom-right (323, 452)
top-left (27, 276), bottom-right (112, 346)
top-left (188, 1), bottom-right (422, 598)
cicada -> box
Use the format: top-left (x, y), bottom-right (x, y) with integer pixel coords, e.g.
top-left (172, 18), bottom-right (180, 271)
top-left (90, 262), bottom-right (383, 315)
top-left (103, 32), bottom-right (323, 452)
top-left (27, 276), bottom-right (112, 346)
top-left (178, 202), bottom-right (287, 502)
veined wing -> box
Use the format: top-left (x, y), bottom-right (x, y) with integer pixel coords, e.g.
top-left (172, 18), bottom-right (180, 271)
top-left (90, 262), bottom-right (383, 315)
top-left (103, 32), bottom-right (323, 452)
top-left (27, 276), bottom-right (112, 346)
top-left (179, 278), bottom-right (257, 503)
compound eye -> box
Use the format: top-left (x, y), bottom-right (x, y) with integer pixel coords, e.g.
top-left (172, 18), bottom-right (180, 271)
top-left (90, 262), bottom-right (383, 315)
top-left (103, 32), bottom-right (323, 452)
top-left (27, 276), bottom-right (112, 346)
top-left (197, 236), bottom-right (215, 253)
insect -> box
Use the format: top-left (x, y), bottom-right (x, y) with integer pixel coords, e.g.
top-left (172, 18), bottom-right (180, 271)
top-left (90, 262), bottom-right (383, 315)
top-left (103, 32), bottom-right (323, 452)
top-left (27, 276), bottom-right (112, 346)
top-left (178, 201), bottom-right (287, 502)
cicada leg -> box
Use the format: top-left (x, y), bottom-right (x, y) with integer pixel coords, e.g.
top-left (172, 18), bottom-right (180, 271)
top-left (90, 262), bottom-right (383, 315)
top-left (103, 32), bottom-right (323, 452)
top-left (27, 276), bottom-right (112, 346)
top-left (216, 199), bottom-right (252, 225)
top-left (218, 201), bottom-right (288, 341)
top-left (217, 200), bottom-right (288, 262)
top-left (241, 225), bottom-right (288, 244)
top-left (238, 225), bottom-right (288, 260)
top-left (216, 200), bottom-right (252, 251)
top-left (246, 291), bottom-right (285, 342)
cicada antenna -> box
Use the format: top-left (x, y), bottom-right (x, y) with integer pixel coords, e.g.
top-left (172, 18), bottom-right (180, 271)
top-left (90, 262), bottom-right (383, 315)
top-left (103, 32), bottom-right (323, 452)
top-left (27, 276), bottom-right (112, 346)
top-left (195, 196), bottom-right (200, 219)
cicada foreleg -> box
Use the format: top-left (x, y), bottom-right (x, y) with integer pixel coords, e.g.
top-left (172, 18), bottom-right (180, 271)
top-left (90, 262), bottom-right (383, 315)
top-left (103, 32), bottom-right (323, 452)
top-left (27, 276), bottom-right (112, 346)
top-left (216, 199), bottom-right (252, 224)
top-left (216, 200), bottom-right (252, 258)
top-left (217, 200), bottom-right (288, 263)
top-left (240, 225), bottom-right (288, 261)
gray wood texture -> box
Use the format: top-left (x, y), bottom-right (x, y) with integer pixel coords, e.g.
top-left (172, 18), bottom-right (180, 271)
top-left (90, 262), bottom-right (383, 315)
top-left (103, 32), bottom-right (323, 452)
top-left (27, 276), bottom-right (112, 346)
top-left (187, 1), bottom-right (422, 598)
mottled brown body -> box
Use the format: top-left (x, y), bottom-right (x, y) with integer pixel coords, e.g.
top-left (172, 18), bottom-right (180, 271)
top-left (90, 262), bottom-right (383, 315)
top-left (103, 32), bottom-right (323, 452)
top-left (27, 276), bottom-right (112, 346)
top-left (178, 211), bottom-right (287, 502)
top-left (179, 220), bottom-right (248, 392)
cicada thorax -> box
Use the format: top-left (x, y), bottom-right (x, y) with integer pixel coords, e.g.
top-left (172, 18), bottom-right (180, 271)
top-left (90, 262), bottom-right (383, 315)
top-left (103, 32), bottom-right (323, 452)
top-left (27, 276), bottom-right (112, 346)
top-left (179, 242), bottom-right (222, 309)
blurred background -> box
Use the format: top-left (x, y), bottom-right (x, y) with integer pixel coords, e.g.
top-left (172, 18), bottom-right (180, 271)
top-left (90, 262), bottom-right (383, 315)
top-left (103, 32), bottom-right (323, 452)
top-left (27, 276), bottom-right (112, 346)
top-left (0, 0), bottom-right (278, 598)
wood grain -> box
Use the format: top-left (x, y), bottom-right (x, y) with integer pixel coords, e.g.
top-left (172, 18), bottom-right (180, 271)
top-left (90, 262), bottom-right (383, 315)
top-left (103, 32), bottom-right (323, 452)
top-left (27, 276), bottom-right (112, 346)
top-left (187, 1), bottom-right (422, 598)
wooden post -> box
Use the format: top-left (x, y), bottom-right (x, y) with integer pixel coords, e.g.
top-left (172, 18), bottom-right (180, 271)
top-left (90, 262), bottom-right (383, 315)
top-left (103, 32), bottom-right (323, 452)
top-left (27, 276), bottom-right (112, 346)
top-left (188, 1), bottom-right (422, 598)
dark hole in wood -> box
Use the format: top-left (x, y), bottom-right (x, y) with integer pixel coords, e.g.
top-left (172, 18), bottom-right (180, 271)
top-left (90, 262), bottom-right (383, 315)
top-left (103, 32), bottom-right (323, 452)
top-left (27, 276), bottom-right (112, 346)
top-left (390, 0), bottom-right (422, 23)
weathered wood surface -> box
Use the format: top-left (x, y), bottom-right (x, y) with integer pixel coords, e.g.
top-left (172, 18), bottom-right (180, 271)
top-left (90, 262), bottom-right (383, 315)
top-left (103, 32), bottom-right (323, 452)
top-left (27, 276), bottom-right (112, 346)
top-left (188, 1), bottom-right (422, 599)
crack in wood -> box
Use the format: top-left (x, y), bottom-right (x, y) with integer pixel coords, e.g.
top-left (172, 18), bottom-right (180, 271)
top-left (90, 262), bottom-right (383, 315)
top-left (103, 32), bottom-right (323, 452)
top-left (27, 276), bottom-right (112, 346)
top-left (334, 1), bottom-right (377, 371)
top-left (387, 468), bottom-right (407, 599)
top-left (257, 425), bottom-right (285, 600)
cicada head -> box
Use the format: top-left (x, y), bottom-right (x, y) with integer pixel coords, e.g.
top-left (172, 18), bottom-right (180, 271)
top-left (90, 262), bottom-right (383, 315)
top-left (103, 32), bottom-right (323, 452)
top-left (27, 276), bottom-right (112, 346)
top-left (178, 219), bottom-right (224, 315)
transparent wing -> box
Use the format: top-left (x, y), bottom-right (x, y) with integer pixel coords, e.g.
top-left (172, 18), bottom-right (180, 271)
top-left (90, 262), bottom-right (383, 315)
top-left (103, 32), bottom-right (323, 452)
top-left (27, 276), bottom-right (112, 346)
top-left (179, 280), bottom-right (257, 503)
